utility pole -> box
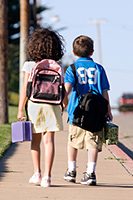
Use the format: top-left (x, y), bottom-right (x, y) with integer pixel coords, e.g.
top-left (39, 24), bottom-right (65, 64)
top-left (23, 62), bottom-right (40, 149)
top-left (19, 0), bottom-right (30, 93)
top-left (89, 19), bottom-right (106, 65)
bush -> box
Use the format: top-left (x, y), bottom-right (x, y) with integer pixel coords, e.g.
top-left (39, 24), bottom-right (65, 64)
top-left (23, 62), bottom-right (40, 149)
top-left (8, 91), bottom-right (19, 106)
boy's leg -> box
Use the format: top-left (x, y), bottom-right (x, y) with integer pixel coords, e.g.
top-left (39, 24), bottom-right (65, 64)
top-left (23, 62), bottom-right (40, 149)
top-left (67, 145), bottom-right (78, 172)
top-left (64, 144), bottom-right (77, 183)
top-left (64, 124), bottom-right (85, 183)
top-left (80, 130), bottom-right (103, 186)
top-left (67, 144), bottom-right (77, 170)
top-left (87, 148), bottom-right (98, 173)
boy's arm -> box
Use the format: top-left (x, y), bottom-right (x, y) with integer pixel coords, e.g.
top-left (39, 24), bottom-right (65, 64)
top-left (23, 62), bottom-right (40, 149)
top-left (102, 90), bottom-right (113, 121)
top-left (62, 82), bottom-right (72, 108)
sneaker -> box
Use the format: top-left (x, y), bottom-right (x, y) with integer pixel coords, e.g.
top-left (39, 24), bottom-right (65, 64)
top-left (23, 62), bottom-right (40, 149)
top-left (41, 176), bottom-right (51, 188)
top-left (64, 169), bottom-right (76, 183)
top-left (80, 172), bottom-right (96, 186)
top-left (29, 172), bottom-right (41, 185)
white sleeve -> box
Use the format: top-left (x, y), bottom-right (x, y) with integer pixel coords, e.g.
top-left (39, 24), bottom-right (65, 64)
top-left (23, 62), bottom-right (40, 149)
top-left (22, 61), bottom-right (36, 73)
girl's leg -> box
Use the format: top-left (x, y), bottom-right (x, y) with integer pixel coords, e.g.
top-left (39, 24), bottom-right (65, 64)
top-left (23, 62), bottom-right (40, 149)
top-left (42, 131), bottom-right (55, 177)
top-left (29, 133), bottom-right (42, 185)
top-left (31, 133), bottom-right (42, 173)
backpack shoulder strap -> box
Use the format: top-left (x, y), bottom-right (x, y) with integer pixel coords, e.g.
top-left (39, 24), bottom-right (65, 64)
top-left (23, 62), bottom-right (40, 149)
top-left (70, 64), bottom-right (77, 80)
top-left (70, 64), bottom-right (80, 96)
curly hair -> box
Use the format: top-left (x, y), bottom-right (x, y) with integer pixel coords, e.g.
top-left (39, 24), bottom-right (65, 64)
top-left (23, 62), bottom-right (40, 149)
top-left (27, 27), bottom-right (65, 62)
top-left (73, 35), bottom-right (94, 57)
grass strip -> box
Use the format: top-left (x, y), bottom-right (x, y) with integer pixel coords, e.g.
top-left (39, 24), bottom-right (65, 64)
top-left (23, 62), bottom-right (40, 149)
top-left (0, 106), bottom-right (17, 158)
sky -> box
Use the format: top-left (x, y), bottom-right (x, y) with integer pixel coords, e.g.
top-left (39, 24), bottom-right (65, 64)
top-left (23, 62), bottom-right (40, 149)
top-left (40, 0), bottom-right (133, 107)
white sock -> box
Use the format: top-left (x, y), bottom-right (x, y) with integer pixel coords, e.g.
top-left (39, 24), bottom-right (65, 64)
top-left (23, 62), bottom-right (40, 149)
top-left (34, 171), bottom-right (41, 175)
top-left (68, 161), bottom-right (76, 172)
top-left (87, 162), bottom-right (96, 174)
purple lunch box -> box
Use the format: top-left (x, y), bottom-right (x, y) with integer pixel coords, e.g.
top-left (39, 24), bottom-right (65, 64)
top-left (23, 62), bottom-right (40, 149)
top-left (11, 121), bottom-right (32, 143)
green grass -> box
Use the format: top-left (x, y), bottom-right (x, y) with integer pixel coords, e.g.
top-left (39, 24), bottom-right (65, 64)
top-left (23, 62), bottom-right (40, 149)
top-left (8, 106), bottom-right (18, 123)
top-left (0, 106), bottom-right (18, 157)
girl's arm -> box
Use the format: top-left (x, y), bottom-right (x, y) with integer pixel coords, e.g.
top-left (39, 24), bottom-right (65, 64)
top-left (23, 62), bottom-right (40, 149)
top-left (17, 72), bottom-right (30, 120)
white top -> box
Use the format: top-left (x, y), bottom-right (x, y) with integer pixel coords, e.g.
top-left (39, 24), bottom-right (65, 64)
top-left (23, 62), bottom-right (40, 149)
top-left (22, 61), bottom-right (36, 73)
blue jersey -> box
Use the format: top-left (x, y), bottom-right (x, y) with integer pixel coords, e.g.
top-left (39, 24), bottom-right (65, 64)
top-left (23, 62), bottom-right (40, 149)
top-left (64, 57), bottom-right (110, 124)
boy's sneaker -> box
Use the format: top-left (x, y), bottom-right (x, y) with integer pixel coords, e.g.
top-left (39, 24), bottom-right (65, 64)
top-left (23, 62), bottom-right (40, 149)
top-left (41, 176), bottom-right (51, 188)
top-left (29, 172), bottom-right (41, 185)
top-left (64, 169), bottom-right (76, 183)
top-left (80, 172), bottom-right (96, 186)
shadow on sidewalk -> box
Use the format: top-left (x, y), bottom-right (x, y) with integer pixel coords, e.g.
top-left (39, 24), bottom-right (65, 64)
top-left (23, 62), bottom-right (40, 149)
top-left (44, 183), bottom-right (133, 189)
top-left (117, 141), bottom-right (133, 159)
top-left (97, 183), bottom-right (133, 189)
top-left (0, 143), bottom-right (18, 181)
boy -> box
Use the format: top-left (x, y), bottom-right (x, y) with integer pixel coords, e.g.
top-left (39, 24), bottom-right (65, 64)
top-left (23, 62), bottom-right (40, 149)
top-left (63, 35), bottom-right (112, 185)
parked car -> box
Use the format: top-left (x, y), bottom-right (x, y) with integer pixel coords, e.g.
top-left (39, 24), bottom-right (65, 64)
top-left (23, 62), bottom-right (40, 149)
top-left (118, 93), bottom-right (133, 111)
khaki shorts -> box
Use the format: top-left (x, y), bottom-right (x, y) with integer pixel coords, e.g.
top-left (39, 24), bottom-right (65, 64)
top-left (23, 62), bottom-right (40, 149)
top-left (68, 124), bottom-right (103, 151)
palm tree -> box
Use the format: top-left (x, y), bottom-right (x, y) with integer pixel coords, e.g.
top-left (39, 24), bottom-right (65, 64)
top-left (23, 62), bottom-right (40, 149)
top-left (0, 0), bottom-right (8, 124)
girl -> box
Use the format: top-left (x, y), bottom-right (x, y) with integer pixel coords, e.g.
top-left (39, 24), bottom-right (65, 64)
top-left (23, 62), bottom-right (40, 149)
top-left (17, 27), bottom-right (65, 187)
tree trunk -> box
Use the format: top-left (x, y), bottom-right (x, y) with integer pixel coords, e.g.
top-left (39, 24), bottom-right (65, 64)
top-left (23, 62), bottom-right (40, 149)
top-left (19, 0), bottom-right (30, 93)
top-left (0, 0), bottom-right (8, 124)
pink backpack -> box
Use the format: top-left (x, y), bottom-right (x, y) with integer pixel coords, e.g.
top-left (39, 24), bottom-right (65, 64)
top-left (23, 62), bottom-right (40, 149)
top-left (26, 59), bottom-right (65, 105)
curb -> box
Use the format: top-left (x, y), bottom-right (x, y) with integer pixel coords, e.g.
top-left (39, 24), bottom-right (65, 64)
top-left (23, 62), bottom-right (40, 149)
top-left (107, 144), bottom-right (133, 176)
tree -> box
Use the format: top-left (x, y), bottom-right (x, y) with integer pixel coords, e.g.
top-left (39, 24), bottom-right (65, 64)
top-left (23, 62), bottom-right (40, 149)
top-left (8, 0), bottom-right (48, 44)
top-left (8, 0), bottom-right (49, 94)
top-left (8, 0), bottom-right (19, 44)
top-left (8, 0), bottom-right (19, 93)
top-left (0, 0), bottom-right (8, 123)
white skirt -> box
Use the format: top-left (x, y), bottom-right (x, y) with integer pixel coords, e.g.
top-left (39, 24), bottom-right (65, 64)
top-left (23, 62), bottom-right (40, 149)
top-left (27, 100), bottom-right (63, 133)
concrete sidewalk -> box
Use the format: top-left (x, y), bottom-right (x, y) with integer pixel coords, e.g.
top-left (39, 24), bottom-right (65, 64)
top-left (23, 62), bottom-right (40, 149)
top-left (0, 112), bottom-right (133, 200)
